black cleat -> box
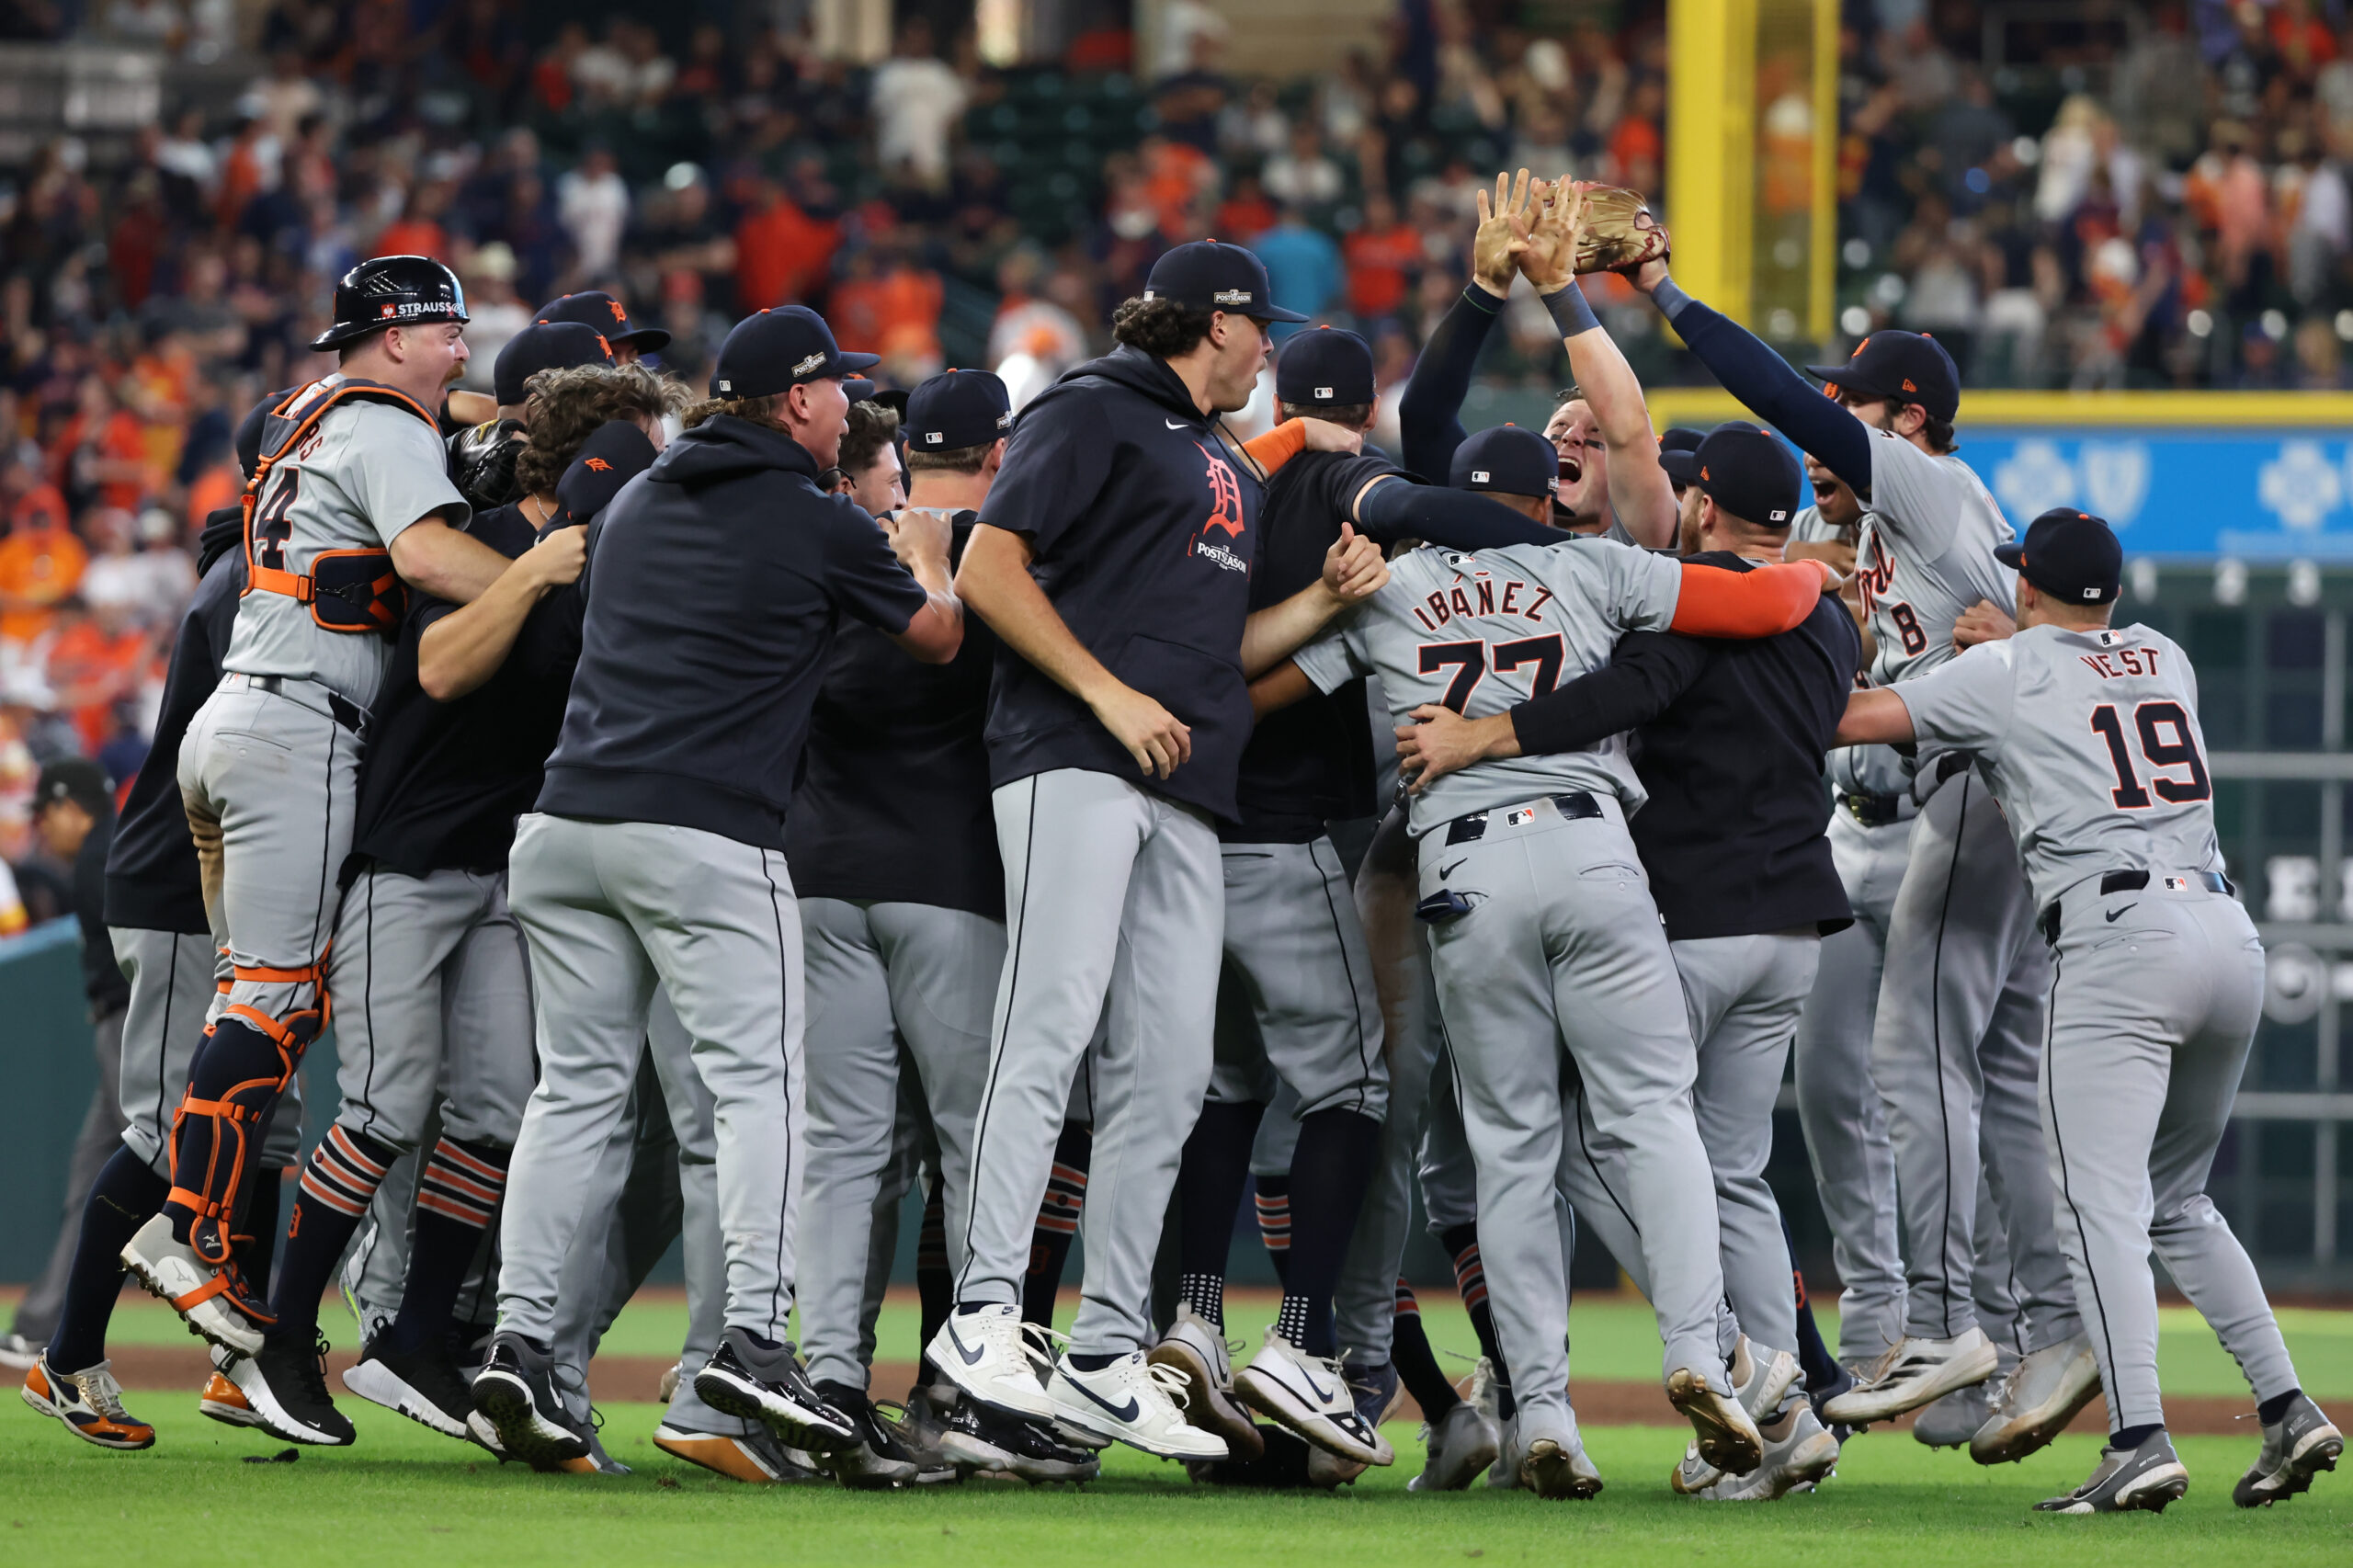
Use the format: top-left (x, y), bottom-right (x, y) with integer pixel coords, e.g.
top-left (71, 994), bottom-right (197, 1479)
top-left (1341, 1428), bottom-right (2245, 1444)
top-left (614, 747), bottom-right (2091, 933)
top-left (2234, 1393), bottom-right (2342, 1507)
top-left (343, 1335), bottom-right (475, 1439)
top-left (471, 1332), bottom-right (589, 1470)
top-left (2034, 1429), bottom-right (2189, 1514)
top-left (694, 1329), bottom-right (858, 1455)
top-left (937, 1392), bottom-right (1100, 1483)
top-left (234, 1332), bottom-right (356, 1446)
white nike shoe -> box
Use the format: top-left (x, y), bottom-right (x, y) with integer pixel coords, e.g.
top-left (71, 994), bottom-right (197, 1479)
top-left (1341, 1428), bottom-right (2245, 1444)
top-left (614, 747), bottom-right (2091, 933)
top-left (1822, 1328), bottom-right (1998, 1426)
top-left (1046, 1351), bottom-right (1227, 1460)
top-left (1147, 1307), bottom-right (1262, 1459)
top-left (1410, 1399), bottom-right (1501, 1492)
top-left (1234, 1329), bottom-right (1393, 1466)
top-left (1702, 1403), bottom-right (1841, 1500)
top-left (1729, 1335), bottom-right (1803, 1422)
top-left (1969, 1334), bottom-right (2101, 1465)
top-left (925, 1304), bottom-right (1053, 1421)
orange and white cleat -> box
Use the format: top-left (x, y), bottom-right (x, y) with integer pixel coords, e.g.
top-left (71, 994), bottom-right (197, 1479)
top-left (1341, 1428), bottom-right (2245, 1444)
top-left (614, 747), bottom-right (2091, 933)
top-left (199, 1346), bottom-right (264, 1429)
top-left (22, 1357), bottom-right (156, 1449)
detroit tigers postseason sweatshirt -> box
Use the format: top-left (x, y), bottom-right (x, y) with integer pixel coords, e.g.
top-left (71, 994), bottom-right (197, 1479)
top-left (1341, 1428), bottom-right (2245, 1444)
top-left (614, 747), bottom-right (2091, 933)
top-left (976, 345), bottom-right (1265, 824)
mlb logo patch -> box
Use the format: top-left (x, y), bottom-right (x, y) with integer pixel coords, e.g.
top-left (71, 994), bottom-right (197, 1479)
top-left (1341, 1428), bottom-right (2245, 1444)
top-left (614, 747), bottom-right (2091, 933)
top-left (1315, 386), bottom-right (1335, 399)
top-left (926, 431), bottom-right (944, 444)
top-left (1506, 807), bottom-right (1538, 827)
top-left (996, 411), bottom-right (1013, 427)
top-left (1472, 471), bottom-right (1491, 483)
top-left (2083, 587), bottom-right (2100, 600)
top-left (2162, 876), bottom-right (2192, 892)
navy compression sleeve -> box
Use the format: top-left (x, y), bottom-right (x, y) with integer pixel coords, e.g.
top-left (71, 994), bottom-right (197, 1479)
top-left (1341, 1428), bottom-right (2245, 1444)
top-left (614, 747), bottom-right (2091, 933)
top-left (1507, 631), bottom-right (1710, 756)
top-left (1399, 286), bottom-right (1505, 484)
top-left (1655, 285), bottom-right (1874, 494)
top-left (1357, 477), bottom-right (1561, 551)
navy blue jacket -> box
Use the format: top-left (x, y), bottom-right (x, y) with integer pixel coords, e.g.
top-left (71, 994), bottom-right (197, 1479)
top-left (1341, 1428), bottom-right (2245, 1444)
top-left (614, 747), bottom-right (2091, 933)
top-left (536, 415), bottom-right (928, 850)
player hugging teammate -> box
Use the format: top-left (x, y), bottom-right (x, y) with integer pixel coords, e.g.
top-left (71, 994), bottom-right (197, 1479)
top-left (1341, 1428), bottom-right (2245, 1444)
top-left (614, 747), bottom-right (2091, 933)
top-left (16, 209), bottom-right (2342, 1519)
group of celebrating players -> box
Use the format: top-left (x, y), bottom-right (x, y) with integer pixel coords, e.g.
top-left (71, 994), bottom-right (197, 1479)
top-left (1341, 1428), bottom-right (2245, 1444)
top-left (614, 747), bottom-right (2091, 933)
top-left (11, 170), bottom-right (2343, 1517)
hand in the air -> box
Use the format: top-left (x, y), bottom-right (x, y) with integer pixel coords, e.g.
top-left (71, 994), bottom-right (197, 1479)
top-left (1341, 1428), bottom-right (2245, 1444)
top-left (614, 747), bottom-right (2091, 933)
top-left (1472, 169), bottom-right (1537, 297)
top-left (1320, 523), bottom-right (1388, 606)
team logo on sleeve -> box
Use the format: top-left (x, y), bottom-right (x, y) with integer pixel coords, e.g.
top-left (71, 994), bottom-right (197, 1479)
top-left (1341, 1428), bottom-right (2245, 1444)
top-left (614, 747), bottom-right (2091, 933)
top-left (1188, 442), bottom-right (1250, 574)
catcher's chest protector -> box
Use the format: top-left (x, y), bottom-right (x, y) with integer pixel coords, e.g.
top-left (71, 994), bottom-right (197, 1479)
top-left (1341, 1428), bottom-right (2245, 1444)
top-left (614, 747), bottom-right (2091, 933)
top-left (244, 378), bottom-right (437, 637)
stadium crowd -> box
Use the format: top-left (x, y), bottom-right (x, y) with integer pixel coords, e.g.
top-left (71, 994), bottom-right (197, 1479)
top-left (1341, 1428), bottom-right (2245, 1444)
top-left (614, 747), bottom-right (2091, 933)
top-left (3, 0), bottom-right (2353, 900)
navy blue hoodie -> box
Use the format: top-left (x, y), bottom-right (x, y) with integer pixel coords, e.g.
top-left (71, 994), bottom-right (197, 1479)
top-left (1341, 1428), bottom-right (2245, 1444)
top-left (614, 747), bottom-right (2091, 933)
top-left (977, 345), bottom-right (1265, 823)
top-left (535, 415), bottom-right (929, 850)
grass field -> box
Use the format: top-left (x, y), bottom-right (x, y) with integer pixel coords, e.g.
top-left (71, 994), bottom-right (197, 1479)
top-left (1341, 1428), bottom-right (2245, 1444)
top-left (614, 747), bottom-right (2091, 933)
top-left (11, 1292), bottom-right (2351, 1564)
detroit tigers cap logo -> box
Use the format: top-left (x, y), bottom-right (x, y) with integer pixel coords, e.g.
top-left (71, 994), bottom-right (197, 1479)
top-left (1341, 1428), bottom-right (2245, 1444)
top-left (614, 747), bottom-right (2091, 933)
top-left (585, 457), bottom-right (612, 472)
top-left (609, 300), bottom-right (627, 322)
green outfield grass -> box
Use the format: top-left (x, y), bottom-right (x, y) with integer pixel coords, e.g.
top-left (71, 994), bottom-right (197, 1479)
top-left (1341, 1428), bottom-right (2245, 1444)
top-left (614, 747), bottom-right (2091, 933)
top-left (82, 1289), bottom-right (2353, 1399)
top-left (3, 1401), bottom-right (2346, 1568)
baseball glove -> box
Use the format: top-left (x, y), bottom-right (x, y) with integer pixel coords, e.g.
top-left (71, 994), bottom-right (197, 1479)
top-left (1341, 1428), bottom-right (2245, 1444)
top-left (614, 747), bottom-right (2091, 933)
top-left (448, 418), bottom-right (525, 510)
top-left (1573, 186), bottom-right (1670, 275)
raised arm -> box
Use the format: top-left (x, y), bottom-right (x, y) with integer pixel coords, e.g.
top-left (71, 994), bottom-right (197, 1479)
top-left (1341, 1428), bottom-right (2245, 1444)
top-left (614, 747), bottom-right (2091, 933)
top-left (1629, 260), bottom-right (1875, 495)
top-left (1399, 170), bottom-right (1532, 483)
top-left (1513, 184), bottom-right (1675, 547)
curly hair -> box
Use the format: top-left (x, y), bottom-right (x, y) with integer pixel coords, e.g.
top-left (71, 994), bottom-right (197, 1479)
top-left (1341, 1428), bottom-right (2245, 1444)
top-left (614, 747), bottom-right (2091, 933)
top-left (836, 399), bottom-right (902, 480)
top-left (514, 364), bottom-right (689, 498)
top-left (1111, 295), bottom-right (1218, 358)
top-left (681, 392), bottom-right (786, 433)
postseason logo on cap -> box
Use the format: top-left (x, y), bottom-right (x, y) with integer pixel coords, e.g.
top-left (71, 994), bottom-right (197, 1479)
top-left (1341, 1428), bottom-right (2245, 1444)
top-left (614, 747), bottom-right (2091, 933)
top-left (1213, 288), bottom-right (1254, 306)
top-left (793, 351), bottom-right (827, 377)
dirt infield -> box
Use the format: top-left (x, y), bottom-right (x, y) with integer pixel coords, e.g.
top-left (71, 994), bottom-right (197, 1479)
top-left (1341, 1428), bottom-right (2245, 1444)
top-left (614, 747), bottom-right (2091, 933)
top-left (94, 1343), bottom-right (2266, 1435)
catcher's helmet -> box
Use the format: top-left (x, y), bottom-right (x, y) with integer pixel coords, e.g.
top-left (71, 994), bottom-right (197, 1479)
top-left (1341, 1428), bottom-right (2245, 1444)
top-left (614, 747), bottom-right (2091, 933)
top-left (310, 256), bottom-right (470, 351)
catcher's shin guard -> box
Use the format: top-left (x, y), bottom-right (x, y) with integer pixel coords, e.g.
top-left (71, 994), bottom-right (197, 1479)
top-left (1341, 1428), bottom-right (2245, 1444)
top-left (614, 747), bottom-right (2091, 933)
top-left (165, 983), bottom-right (322, 1267)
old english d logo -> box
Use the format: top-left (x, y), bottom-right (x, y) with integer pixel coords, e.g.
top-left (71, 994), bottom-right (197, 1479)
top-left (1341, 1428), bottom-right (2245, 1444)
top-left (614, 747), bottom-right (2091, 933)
top-left (1192, 442), bottom-right (1245, 542)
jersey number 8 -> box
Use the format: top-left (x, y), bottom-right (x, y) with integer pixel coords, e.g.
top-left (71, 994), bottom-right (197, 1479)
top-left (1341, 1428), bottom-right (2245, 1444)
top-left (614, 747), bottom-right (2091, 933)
top-left (2090, 700), bottom-right (2211, 809)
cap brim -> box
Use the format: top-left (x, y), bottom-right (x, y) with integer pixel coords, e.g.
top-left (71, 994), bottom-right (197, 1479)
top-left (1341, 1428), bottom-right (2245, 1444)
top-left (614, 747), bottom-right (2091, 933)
top-left (843, 377), bottom-right (877, 403)
top-left (838, 351), bottom-right (882, 373)
top-left (1993, 541), bottom-right (2025, 568)
top-left (1255, 305), bottom-right (1313, 324)
top-left (1657, 449), bottom-right (1702, 485)
top-left (613, 327), bottom-right (673, 352)
top-left (1802, 365), bottom-right (1902, 403)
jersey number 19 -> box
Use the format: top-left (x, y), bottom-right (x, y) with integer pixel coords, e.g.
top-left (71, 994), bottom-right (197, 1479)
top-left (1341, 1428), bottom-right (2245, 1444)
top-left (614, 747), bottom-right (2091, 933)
top-left (2091, 700), bottom-right (2211, 810)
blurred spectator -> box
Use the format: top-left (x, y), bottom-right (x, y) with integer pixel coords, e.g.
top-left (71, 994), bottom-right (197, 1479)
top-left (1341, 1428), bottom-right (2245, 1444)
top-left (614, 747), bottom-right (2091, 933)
top-left (734, 178), bottom-right (840, 314)
top-left (831, 244), bottom-right (946, 383)
top-left (1254, 207), bottom-right (1343, 324)
top-left (871, 19), bottom-right (969, 189)
top-left (1263, 124), bottom-right (1345, 209)
top-left (1343, 191), bottom-right (1422, 321)
top-left (0, 465), bottom-right (85, 646)
top-left (558, 147), bottom-right (630, 281)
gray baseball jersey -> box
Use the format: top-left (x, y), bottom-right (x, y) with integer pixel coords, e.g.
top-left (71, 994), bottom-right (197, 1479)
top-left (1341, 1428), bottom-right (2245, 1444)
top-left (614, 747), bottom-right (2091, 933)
top-left (1893, 625), bottom-right (2223, 910)
top-left (1850, 434), bottom-right (2015, 687)
top-left (224, 384), bottom-right (466, 708)
top-left (1291, 539), bottom-right (1684, 834)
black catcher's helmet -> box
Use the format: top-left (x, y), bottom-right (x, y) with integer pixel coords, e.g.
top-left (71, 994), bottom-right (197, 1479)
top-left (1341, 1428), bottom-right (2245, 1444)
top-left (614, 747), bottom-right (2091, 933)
top-left (311, 256), bottom-right (470, 352)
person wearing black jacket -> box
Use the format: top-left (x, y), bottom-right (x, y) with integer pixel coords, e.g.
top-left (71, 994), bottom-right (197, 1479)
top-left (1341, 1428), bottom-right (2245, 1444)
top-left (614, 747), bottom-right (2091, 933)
top-left (16, 408), bottom-right (305, 1451)
top-left (921, 241), bottom-right (1392, 1465)
top-left (473, 306), bottom-right (962, 1472)
top-left (1399, 423), bottom-right (1858, 1501)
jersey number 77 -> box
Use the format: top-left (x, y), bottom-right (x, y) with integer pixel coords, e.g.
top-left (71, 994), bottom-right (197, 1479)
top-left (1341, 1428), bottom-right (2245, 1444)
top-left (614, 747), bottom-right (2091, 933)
top-left (1417, 633), bottom-right (1566, 710)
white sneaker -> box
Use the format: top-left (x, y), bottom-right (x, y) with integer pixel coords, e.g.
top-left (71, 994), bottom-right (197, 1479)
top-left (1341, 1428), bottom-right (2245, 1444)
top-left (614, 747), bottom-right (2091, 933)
top-left (1969, 1334), bottom-right (2101, 1464)
top-left (1234, 1329), bottom-right (1393, 1465)
top-left (119, 1213), bottom-right (265, 1358)
top-left (1047, 1351), bottom-right (1226, 1460)
top-left (925, 1305), bottom-right (1053, 1421)
top-left (1822, 1328), bottom-right (1997, 1426)
top-left (1703, 1403), bottom-right (1841, 1500)
top-left (1730, 1336), bottom-right (1803, 1422)
top-left (1469, 1358), bottom-right (1516, 1487)
top-left (1410, 1399), bottom-right (1501, 1492)
top-left (1147, 1307), bottom-right (1262, 1459)
top-left (1671, 1440), bottom-right (1722, 1495)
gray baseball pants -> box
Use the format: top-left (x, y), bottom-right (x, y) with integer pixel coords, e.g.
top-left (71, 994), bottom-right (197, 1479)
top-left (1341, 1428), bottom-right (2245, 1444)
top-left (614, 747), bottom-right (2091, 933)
top-left (1874, 767), bottom-right (2079, 1350)
top-left (1419, 794), bottom-right (1730, 1430)
top-left (112, 926), bottom-right (304, 1178)
top-left (2041, 879), bottom-right (2301, 1430)
top-left (499, 813), bottom-right (805, 1346)
top-left (1793, 805), bottom-right (1911, 1364)
top-left (954, 768), bottom-right (1222, 1356)
top-left (801, 897), bottom-right (999, 1391)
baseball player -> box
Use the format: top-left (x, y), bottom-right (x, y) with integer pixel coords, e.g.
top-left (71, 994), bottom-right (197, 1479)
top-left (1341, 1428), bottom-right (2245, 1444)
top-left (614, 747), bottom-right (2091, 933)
top-left (16, 407), bottom-right (309, 1449)
top-left (790, 366), bottom-right (1098, 1485)
top-left (1836, 508), bottom-right (2343, 1513)
top-left (1396, 422), bottom-right (1858, 1503)
top-left (923, 240), bottom-right (1392, 1461)
top-left (1634, 260), bottom-right (2093, 1455)
top-left (1266, 424), bottom-right (1839, 1495)
top-left (119, 256), bottom-right (513, 1382)
top-left (1154, 325), bottom-right (1569, 1473)
top-left (470, 305), bottom-right (961, 1469)
top-left (245, 355), bottom-right (655, 1449)
top-left (535, 290), bottom-right (669, 363)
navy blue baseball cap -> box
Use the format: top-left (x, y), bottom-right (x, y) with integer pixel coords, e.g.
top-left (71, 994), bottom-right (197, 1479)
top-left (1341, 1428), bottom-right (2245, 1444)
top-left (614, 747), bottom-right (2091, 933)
top-left (535, 290), bottom-right (670, 353)
top-left (1276, 326), bottom-right (1375, 407)
top-left (554, 419), bottom-right (658, 528)
top-left (1995, 508), bottom-right (2121, 605)
top-left (713, 306), bottom-right (881, 400)
top-left (494, 321), bottom-right (615, 406)
top-left (1659, 426), bottom-right (1706, 457)
top-left (1449, 425), bottom-right (1556, 498)
top-left (1805, 330), bottom-right (1961, 423)
top-left (906, 369), bottom-right (1013, 451)
top-left (1657, 420), bottom-right (1802, 528)
top-left (1143, 241), bottom-right (1309, 324)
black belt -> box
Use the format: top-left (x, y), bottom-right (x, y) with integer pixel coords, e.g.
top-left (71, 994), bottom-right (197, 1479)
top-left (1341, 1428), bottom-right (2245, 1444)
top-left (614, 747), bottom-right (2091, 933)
top-left (249, 674), bottom-right (370, 737)
top-left (2040, 869), bottom-right (2234, 944)
top-left (1841, 791), bottom-right (1905, 828)
top-left (1444, 791), bottom-right (1602, 846)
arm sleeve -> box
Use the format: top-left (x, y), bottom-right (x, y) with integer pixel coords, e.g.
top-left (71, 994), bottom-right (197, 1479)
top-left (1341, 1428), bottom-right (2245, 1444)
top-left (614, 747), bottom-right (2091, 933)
top-left (823, 501), bottom-right (930, 633)
top-left (1398, 286), bottom-right (1504, 484)
top-left (1291, 615), bottom-right (1370, 694)
top-left (1240, 418), bottom-right (1307, 476)
top-left (348, 406), bottom-right (471, 547)
top-left (1665, 560), bottom-right (1826, 639)
top-left (1892, 641), bottom-right (2017, 754)
top-left (1356, 475), bottom-right (1562, 551)
top-left (1660, 293), bottom-right (1874, 494)
top-left (1508, 631), bottom-right (1710, 756)
top-left (974, 394), bottom-right (1114, 553)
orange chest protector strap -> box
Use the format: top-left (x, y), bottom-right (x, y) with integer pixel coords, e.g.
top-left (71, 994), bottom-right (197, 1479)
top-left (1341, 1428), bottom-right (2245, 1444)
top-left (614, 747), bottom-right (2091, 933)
top-left (243, 379), bottom-right (439, 637)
